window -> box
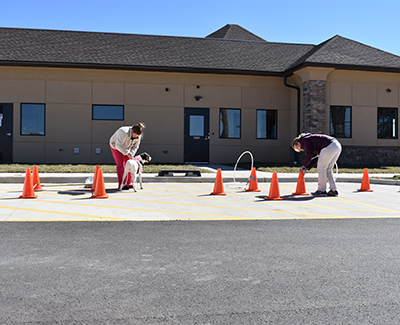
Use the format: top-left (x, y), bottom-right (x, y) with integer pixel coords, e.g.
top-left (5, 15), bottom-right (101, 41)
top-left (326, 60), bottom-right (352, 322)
top-left (377, 107), bottom-right (398, 139)
top-left (219, 108), bottom-right (241, 139)
top-left (21, 103), bottom-right (45, 135)
top-left (189, 115), bottom-right (204, 136)
top-left (92, 105), bottom-right (124, 120)
top-left (257, 109), bottom-right (277, 139)
top-left (330, 106), bottom-right (351, 138)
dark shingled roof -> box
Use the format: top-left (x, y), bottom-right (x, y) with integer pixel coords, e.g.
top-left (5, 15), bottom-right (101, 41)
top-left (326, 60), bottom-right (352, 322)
top-left (0, 25), bottom-right (399, 76)
top-left (287, 35), bottom-right (400, 73)
top-left (205, 24), bottom-right (266, 42)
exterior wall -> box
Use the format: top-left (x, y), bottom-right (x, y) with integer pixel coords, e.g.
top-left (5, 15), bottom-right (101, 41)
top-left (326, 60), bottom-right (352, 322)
top-left (327, 70), bottom-right (400, 146)
top-left (295, 67), bottom-right (400, 166)
top-left (328, 71), bottom-right (400, 165)
top-left (0, 66), bottom-right (294, 164)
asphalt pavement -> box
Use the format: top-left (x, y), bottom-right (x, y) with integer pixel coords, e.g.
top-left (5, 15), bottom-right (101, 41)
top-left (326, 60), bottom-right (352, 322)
top-left (1, 165), bottom-right (400, 324)
top-left (2, 219), bottom-right (400, 324)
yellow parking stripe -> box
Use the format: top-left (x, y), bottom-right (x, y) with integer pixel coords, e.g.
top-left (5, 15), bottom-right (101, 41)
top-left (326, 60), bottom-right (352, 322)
top-left (0, 205), bottom-right (126, 221)
top-left (2, 196), bottom-right (399, 221)
top-left (336, 197), bottom-right (400, 213)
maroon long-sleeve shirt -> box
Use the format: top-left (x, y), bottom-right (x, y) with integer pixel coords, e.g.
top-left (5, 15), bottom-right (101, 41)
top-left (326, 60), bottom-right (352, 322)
top-left (298, 133), bottom-right (334, 169)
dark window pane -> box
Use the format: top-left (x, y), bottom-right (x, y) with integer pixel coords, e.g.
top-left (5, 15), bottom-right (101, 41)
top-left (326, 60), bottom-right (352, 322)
top-left (219, 108), bottom-right (241, 139)
top-left (21, 103), bottom-right (45, 135)
top-left (257, 109), bottom-right (277, 139)
top-left (378, 107), bottom-right (398, 139)
top-left (93, 105), bottom-right (124, 120)
top-left (330, 106), bottom-right (351, 138)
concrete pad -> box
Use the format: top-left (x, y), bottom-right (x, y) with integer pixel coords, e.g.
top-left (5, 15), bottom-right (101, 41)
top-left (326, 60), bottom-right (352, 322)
top-left (1, 180), bottom-right (399, 222)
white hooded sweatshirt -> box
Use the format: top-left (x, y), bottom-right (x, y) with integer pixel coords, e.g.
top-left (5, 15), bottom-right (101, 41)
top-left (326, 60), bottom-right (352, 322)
top-left (109, 126), bottom-right (141, 156)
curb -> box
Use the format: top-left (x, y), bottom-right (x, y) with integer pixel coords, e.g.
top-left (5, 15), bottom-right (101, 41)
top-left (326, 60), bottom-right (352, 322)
top-left (1, 174), bottom-right (399, 186)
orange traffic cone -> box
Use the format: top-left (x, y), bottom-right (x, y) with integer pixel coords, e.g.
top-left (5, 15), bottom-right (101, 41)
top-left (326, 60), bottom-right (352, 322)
top-left (265, 171), bottom-right (283, 200)
top-left (292, 170), bottom-right (309, 195)
top-left (32, 165), bottom-right (43, 191)
top-left (357, 168), bottom-right (373, 192)
top-left (245, 167), bottom-right (261, 192)
top-left (19, 168), bottom-right (38, 199)
top-left (210, 168), bottom-right (226, 195)
top-left (90, 165), bottom-right (99, 192)
top-left (91, 169), bottom-right (109, 198)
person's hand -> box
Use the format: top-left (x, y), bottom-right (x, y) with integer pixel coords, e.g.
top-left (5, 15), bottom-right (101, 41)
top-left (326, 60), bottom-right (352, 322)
top-left (300, 166), bottom-right (307, 174)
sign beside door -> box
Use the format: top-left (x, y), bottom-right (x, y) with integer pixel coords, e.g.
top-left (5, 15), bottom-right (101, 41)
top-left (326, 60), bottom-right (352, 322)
top-left (184, 107), bottom-right (210, 163)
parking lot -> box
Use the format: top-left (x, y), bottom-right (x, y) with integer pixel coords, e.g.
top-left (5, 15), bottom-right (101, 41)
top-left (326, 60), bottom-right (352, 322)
top-left (2, 170), bottom-right (400, 323)
top-left (1, 177), bottom-right (400, 222)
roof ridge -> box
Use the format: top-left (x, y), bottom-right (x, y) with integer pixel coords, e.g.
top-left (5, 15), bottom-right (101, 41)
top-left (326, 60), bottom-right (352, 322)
top-left (205, 24), bottom-right (266, 42)
top-left (0, 27), bottom-right (399, 75)
top-left (332, 34), bottom-right (400, 58)
top-left (0, 26), bottom-right (269, 44)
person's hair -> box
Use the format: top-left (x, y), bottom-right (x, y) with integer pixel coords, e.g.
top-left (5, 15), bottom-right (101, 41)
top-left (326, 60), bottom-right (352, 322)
top-left (291, 133), bottom-right (307, 148)
top-left (132, 122), bottom-right (145, 136)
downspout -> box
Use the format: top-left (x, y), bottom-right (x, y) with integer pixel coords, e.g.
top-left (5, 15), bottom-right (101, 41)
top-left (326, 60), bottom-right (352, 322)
top-left (284, 73), bottom-right (301, 164)
top-left (283, 73), bottom-right (301, 136)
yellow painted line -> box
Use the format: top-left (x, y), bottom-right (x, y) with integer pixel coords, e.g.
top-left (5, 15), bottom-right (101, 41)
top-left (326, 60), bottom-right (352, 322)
top-left (2, 183), bottom-right (400, 221)
top-left (336, 197), bottom-right (400, 213)
top-left (0, 204), bottom-right (246, 221)
top-left (103, 192), bottom-right (382, 213)
top-left (98, 192), bottom-right (390, 213)
top-left (3, 196), bottom-right (400, 221)
top-left (112, 197), bottom-right (391, 214)
top-left (1, 190), bottom-right (388, 213)
top-left (3, 190), bottom-right (398, 218)
top-left (14, 197), bottom-right (396, 218)
top-left (0, 205), bottom-right (127, 221)
top-left (3, 202), bottom-right (400, 222)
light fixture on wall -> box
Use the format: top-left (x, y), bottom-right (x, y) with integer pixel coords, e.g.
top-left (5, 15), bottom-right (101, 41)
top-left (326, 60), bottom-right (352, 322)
top-left (386, 88), bottom-right (392, 93)
top-left (194, 95), bottom-right (202, 101)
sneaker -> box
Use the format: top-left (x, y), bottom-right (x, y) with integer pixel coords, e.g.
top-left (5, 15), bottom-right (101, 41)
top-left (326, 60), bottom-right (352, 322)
top-left (327, 190), bottom-right (338, 197)
top-left (311, 190), bottom-right (327, 196)
top-left (121, 185), bottom-right (130, 190)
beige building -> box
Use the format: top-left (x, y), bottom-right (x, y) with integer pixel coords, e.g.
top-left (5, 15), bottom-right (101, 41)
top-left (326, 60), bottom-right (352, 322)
top-left (0, 25), bottom-right (400, 165)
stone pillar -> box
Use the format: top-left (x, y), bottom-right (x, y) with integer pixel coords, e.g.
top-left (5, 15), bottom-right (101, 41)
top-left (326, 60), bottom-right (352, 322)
top-left (303, 80), bottom-right (326, 134)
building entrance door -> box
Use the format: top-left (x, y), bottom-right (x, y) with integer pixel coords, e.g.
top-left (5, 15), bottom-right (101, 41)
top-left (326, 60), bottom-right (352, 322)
top-left (0, 103), bottom-right (13, 163)
top-left (184, 107), bottom-right (210, 163)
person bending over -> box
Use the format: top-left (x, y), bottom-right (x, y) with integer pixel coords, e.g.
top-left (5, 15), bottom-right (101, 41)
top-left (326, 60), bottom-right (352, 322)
top-left (292, 133), bottom-right (342, 197)
top-left (110, 123), bottom-right (145, 190)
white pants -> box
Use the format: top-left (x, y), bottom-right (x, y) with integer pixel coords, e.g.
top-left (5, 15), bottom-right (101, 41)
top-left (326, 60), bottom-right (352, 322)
top-left (317, 139), bottom-right (342, 191)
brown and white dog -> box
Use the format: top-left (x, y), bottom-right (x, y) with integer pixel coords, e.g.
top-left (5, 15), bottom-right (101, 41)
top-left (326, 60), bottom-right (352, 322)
top-left (119, 152), bottom-right (152, 191)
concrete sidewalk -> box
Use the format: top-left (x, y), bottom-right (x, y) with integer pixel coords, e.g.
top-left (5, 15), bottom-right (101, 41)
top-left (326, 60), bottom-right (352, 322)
top-left (0, 164), bottom-right (399, 185)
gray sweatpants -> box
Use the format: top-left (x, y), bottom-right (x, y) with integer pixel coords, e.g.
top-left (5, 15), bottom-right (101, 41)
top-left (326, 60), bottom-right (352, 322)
top-left (317, 139), bottom-right (342, 192)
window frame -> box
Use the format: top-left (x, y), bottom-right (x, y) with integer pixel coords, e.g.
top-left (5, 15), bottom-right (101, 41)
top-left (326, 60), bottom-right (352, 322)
top-left (92, 104), bottom-right (124, 121)
top-left (20, 103), bottom-right (46, 136)
top-left (219, 108), bottom-right (241, 139)
top-left (330, 105), bottom-right (352, 138)
top-left (256, 109), bottom-right (278, 139)
top-left (377, 107), bottom-right (398, 139)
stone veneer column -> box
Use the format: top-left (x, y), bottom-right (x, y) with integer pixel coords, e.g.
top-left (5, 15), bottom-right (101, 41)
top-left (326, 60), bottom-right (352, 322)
top-left (302, 80), bottom-right (326, 134)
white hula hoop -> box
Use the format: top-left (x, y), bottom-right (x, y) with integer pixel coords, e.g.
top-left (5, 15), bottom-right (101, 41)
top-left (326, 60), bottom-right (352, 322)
top-left (228, 151), bottom-right (254, 188)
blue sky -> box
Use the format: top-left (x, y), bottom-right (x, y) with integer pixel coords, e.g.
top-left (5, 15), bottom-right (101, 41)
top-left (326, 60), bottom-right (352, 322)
top-left (2, 0), bottom-right (400, 56)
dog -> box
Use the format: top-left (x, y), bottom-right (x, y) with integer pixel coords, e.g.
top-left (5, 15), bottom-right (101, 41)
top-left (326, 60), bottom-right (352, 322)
top-left (119, 152), bottom-right (152, 192)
